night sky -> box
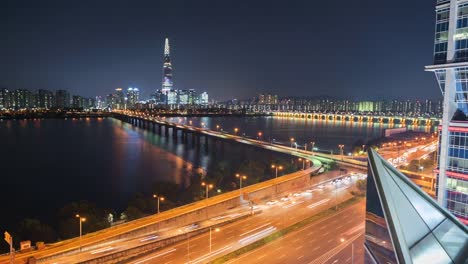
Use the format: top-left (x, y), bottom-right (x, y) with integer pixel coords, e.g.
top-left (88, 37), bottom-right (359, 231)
top-left (1, 0), bottom-right (441, 101)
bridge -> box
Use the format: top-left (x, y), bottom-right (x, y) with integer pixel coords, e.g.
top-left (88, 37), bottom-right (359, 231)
top-left (112, 111), bottom-right (368, 169)
top-left (273, 111), bottom-right (440, 126)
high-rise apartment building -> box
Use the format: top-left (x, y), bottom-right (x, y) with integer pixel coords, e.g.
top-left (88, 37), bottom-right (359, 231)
top-left (55, 90), bottom-right (70, 109)
top-left (37, 89), bottom-right (55, 109)
top-left (127, 87), bottom-right (139, 109)
top-left (114, 88), bottom-right (125, 110)
top-left (426, 0), bottom-right (468, 224)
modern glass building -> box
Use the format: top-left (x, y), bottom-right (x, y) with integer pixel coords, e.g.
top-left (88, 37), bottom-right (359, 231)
top-left (426, 0), bottom-right (468, 224)
top-left (365, 149), bottom-right (468, 264)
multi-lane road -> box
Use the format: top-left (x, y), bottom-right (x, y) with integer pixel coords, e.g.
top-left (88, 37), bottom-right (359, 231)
top-left (226, 201), bottom-right (365, 264)
top-left (123, 174), bottom-right (363, 264)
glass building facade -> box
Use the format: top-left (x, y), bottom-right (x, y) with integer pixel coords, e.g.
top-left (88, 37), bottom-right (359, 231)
top-left (365, 149), bottom-right (468, 264)
top-left (426, 0), bottom-right (468, 225)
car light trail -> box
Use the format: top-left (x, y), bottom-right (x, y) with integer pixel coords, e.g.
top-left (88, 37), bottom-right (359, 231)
top-left (238, 226), bottom-right (277, 245)
top-left (133, 248), bottom-right (176, 264)
top-left (90, 246), bottom-right (115, 255)
top-left (139, 234), bottom-right (159, 242)
top-left (239, 223), bottom-right (272, 237)
top-left (307, 199), bottom-right (330, 209)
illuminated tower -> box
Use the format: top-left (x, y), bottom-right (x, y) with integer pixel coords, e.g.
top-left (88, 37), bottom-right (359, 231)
top-left (162, 38), bottom-right (173, 95)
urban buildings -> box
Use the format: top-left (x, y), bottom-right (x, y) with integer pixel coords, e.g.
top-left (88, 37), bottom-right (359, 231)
top-left (365, 149), bottom-right (468, 263)
top-left (426, 0), bottom-right (468, 224)
top-left (220, 95), bottom-right (442, 116)
top-left (0, 88), bottom-right (98, 110)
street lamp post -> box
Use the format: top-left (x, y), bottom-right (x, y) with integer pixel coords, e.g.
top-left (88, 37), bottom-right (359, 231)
top-left (257, 131), bottom-right (262, 140)
top-left (153, 194), bottom-right (165, 214)
top-left (75, 214), bottom-right (86, 252)
top-left (290, 137), bottom-right (295, 148)
top-left (235, 174), bottom-right (247, 193)
top-left (338, 144), bottom-right (345, 161)
top-left (209, 227), bottom-right (220, 253)
top-left (271, 164), bottom-right (283, 178)
top-left (234, 128), bottom-right (239, 136)
top-left (201, 182), bottom-right (214, 199)
top-left (298, 158), bottom-right (308, 170)
top-left (216, 124), bottom-right (220, 131)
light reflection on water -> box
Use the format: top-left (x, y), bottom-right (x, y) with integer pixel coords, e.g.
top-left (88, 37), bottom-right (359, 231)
top-left (167, 116), bottom-right (434, 152)
top-left (0, 116), bottom-right (435, 229)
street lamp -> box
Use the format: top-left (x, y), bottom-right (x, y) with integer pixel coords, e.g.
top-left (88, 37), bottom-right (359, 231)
top-left (338, 144), bottom-right (345, 160)
top-left (340, 238), bottom-right (354, 264)
top-left (201, 182), bottom-right (214, 199)
top-left (290, 137), bottom-right (295, 148)
top-left (271, 164), bottom-right (283, 178)
top-left (257, 131), bottom-right (262, 140)
top-left (234, 128), bottom-right (239, 135)
top-left (153, 194), bottom-right (165, 214)
top-left (75, 214), bottom-right (86, 252)
top-left (209, 227), bottom-right (220, 253)
top-left (235, 174), bottom-right (247, 191)
top-left (201, 122), bottom-right (205, 128)
top-left (298, 158), bottom-right (309, 170)
top-left (216, 124), bottom-right (220, 131)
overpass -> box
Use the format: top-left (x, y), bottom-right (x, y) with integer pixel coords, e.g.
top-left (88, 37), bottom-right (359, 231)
top-left (1, 162), bottom-right (354, 263)
top-left (273, 111), bottom-right (440, 126)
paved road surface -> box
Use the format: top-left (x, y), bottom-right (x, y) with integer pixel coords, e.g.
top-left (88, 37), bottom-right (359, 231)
top-left (124, 177), bottom-right (363, 264)
top-left (225, 201), bottom-right (365, 264)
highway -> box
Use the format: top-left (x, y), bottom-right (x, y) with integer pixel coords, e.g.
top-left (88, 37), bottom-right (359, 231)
top-left (122, 173), bottom-right (364, 264)
top-left (226, 201), bottom-right (365, 264)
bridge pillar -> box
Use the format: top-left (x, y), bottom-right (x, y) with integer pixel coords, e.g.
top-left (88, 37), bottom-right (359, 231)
top-left (173, 127), bottom-right (178, 138)
top-left (165, 126), bottom-right (169, 136)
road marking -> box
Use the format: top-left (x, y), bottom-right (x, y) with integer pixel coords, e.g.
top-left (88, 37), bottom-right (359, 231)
top-left (319, 225), bottom-right (326, 230)
top-left (257, 254), bottom-right (266, 260)
top-left (133, 248), bottom-right (176, 264)
top-left (280, 254), bottom-right (286, 258)
top-left (239, 223), bottom-right (272, 237)
top-left (327, 239), bottom-right (333, 244)
top-left (298, 255), bottom-right (304, 260)
top-left (313, 246), bottom-right (321, 251)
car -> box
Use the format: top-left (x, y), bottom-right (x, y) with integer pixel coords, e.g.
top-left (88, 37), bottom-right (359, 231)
top-left (266, 200), bottom-right (279, 205)
top-left (280, 196), bottom-right (290, 202)
top-left (184, 223), bottom-right (200, 231)
top-left (293, 192), bottom-right (302, 197)
top-left (317, 185), bottom-right (324, 189)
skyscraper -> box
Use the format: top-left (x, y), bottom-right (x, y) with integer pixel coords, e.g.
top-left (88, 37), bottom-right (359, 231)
top-left (127, 87), bottom-right (139, 109)
top-left (161, 38), bottom-right (173, 99)
top-left (426, 0), bottom-right (468, 224)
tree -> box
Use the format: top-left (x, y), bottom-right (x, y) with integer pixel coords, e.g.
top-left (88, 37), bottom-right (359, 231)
top-left (17, 218), bottom-right (57, 245)
top-left (57, 200), bottom-right (110, 239)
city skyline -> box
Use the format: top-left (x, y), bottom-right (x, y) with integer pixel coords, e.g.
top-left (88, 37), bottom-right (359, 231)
top-left (1, 0), bottom-right (439, 101)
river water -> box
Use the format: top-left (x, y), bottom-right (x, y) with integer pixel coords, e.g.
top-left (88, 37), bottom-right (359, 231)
top-left (0, 116), bottom-right (433, 230)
